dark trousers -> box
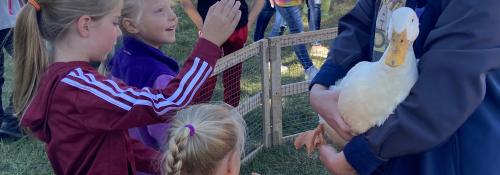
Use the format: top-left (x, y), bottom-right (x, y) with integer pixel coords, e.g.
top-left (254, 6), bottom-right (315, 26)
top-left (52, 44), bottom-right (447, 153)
top-left (253, 0), bottom-right (286, 41)
top-left (192, 26), bottom-right (248, 107)
top-left (306, 0), bottom-right (322, 31)
top-left (0, 28), bottom-right (14, 117)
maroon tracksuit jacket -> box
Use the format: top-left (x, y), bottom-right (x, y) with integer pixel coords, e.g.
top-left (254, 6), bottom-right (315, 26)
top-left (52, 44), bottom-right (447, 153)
top-left (21, 39), bottom-right (221, 175)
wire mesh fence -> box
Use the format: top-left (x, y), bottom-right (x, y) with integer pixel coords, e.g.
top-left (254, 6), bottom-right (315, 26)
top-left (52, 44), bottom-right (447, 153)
top-left (188, 28), bottom-right (338, 163)
top-left (268, 28), bottom-right (338, 145)
top-left (281, 83), bottom-right (318, 137)
top-left (192, 40), bottom-right (271, 163)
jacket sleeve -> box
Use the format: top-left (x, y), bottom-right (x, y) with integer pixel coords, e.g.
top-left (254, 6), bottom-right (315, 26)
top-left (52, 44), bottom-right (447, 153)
top-left (130, 138), bottom-right (161, 174)
top-left (343, 1), bottom-right (500, 174)
top-left (62, 38), bottom-right (222, 132)
top-left (310, 0), bottom-right (375, 89)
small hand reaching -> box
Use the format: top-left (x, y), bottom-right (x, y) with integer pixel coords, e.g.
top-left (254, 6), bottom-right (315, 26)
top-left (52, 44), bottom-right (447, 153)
top-left (201, 0), bottom-right (242, 47)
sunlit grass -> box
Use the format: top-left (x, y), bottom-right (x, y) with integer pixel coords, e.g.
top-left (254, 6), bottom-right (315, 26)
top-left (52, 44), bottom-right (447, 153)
top-left (0, 0), bottom-right (356, 174)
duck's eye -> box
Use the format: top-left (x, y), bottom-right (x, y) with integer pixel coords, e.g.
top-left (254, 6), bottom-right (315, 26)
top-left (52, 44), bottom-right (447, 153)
top-left (401, 39), bottom-right (404, 43)
top-left (412, 18), bottom-right (415, 22)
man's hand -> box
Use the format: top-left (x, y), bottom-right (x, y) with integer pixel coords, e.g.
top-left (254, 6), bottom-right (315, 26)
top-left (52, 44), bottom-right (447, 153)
top-left (310, 84), bottom-right (354, 141)
top-left (319, 146), bottom-right (357, 175)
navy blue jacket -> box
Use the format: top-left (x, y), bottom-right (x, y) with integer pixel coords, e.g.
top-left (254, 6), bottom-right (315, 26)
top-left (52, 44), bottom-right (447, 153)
top-left (311, 0), bottom-right (500, 174)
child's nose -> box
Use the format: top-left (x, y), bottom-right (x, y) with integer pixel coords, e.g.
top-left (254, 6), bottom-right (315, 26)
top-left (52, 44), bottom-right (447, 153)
top-left (168, 14), bottom-right (177, 22)
top-left (167, 9), bottom-right (177, 21)
top-left (171, 15), bottom-right (178, 22)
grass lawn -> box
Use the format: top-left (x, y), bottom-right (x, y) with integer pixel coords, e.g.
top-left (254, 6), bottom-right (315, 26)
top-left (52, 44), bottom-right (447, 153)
top-left (0, 0), bottom-right (356, 174)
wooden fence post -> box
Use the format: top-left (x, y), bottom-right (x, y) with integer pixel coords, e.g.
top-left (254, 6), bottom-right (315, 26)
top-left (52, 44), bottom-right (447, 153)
top-left (260, 40), bottom-right (272, 148)
top-left (269, 39), bottom-right (283, 146)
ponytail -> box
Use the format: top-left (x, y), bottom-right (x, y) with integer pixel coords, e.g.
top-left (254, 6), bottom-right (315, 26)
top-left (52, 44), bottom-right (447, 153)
top-left (12, 0), bottom-right (121, 118)
top-left (13, 4), bottom-right (49, 117)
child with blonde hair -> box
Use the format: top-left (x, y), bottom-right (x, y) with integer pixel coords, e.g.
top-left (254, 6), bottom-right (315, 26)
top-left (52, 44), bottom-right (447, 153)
top-left (14, 0), bottom-right (241, 174)
top-left (110, 0), bottom-right (180, 151)
top-left (109, 0), bottom-right (200, 174)
top-left (161, 103), bottom-right (246, 175)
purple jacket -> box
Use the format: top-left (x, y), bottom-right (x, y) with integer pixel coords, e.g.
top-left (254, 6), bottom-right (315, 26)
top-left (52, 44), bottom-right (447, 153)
top-left (111, 36), bottom-right (179, 151)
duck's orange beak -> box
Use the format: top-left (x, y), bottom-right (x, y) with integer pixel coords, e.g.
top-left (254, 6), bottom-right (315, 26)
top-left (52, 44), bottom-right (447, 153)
top-left (385, 29), bottom-right (410, 67)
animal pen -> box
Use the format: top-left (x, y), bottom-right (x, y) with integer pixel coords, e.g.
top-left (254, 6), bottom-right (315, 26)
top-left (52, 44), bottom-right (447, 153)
top-left (203, 28), bottom-right (339, 163)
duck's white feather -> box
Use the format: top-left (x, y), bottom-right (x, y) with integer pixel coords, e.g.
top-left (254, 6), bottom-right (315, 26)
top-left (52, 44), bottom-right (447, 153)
top-left (318, 7), bottom-right (420, 143)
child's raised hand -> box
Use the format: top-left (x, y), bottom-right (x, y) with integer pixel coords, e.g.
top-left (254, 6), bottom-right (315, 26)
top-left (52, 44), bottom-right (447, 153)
top-left (201, 0), bottom-right (242, 47)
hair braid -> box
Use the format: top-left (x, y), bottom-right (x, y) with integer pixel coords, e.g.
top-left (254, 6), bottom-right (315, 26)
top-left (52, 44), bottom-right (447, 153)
top-left (165, 128), bottom-right (190, 175)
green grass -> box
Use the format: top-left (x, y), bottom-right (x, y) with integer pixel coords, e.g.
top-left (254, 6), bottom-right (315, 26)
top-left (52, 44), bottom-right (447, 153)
top-left (0, 137), bottom-right (52, 175)
top-left (0, 0), bottom-right (356, 174)
top-left (241, 144), bottom-right (330, 175)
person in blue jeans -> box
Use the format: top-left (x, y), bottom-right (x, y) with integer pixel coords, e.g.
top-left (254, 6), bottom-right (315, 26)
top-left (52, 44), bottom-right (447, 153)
top-left (253, 0), bottom-right (286, 41)
top-left (271, 0), bottom-right (318, 80)
top-left (306, 0), bottom-right (329, 57)
top-left (306, 0), bottom-right (321, 32)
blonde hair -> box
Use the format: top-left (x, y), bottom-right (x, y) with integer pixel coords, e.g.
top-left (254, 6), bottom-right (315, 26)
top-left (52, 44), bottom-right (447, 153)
top-left (162, 104), bottom-right (246, 175)
top-left (13, 0), bottom-right (121, 117)
top-left (96, 0), bottom-right (143, 75)
top-left (120, 0), bottom-right (144, 35)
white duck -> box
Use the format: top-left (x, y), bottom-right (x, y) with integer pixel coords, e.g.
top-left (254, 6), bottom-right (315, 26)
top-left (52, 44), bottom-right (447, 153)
top-left (296, 7), bottom-right (420, 152)
top-left (334, 7), bottom-right (419, 135)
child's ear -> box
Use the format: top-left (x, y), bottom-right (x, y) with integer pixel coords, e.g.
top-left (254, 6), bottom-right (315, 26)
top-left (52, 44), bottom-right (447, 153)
top-left (76, 15), bottom-right (92, 37)
top-left (225, 150), bottom-right (241, 175)
top-left (122, 18), bottom-right (140, 34)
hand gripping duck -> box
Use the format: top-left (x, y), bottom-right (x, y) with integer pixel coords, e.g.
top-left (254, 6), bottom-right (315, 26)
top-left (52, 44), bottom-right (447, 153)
top-left (295, 7), bottom-right (420, 154)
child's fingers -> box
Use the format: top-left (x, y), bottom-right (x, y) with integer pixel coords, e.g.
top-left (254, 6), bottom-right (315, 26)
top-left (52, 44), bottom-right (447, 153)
top-left (230, 11), bottom-right (241, 29)
top-left (207, 1), bottom-right (219, 16)
top-left (207, 1), bottom-right (221, 18)
top-left (222, 0), bottom-right (236, 16)
top-left (212, 1), bottom-right (223, 14)
top-left (226, 1), bottom-right (240, 24)
top-left (216, 0), bottom-right (227, 13)
top-left (230, 1), bottom-right (241, 14)
top-left (207, 2), bottom-right (218, 17)
top-left (218, 0), bottom-right (227, 7)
